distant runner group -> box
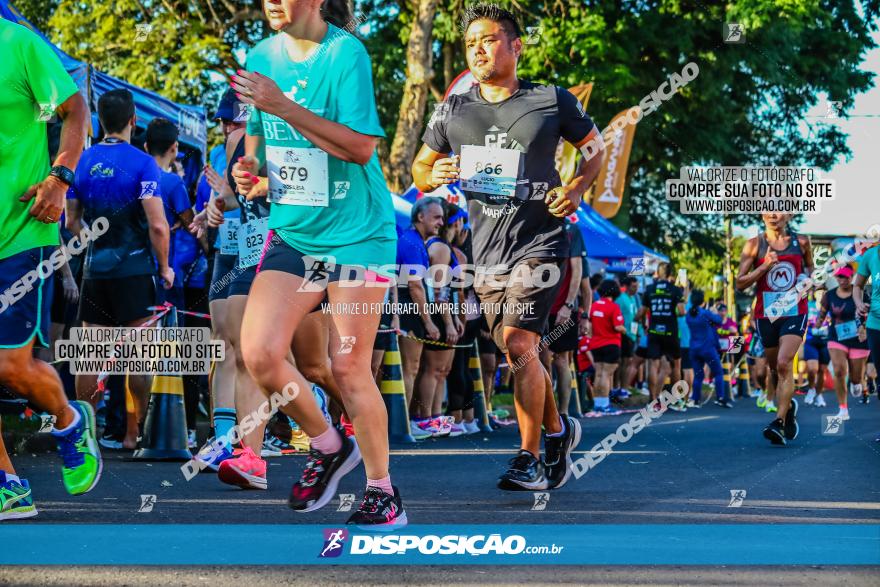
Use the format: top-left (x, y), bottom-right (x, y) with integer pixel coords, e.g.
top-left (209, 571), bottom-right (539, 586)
top-left (0, 2), bottom-right (878, 529)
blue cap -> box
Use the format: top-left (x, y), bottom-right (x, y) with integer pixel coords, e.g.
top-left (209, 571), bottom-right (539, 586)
top-left (213, 89), bottom-right (246, 122)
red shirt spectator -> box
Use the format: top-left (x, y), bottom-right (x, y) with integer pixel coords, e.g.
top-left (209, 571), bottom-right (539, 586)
top-left (589, 297), bottom-right (624, 348)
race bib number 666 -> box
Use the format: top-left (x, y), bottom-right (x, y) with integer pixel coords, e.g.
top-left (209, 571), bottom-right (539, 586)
top-left (459, 144), bottom-right (521, 198)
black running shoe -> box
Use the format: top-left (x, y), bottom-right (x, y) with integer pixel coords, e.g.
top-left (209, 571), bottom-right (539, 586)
top-left (714, 398), bottom-right (733, 408)
top-left (288, 432), bottom-right (361, 512)
top-left (544, 415), bottom-right (582, 489)
top-left (498, 450), bottom-right (548, 491)
top-left (763, 418), bottom-right (786, 445)
top-left (860, 393), bottom-right (870, 405)
top-left (784, 397), bottom-right (799, 440)
top-left (346, 485), bottom-right (408, 529)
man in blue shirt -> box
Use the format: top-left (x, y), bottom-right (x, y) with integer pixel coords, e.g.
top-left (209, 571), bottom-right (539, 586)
top-left (65, 89), bottom-right (173, 445)
top-left (145, 118), bottom-right (194, 311)
top-left (396, 197), bottom-right (444, 440)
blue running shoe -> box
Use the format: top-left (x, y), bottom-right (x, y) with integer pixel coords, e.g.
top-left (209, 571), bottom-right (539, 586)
top-left (590, 405), bottom-right (622, 416)
top-left (313, 385), bottom-right (332, 426)
top-left (195, 436), bottom-right (235, 472)
top-left (0, 472), bottom-right (37, 520)
top-left (609, 388), bottom-right (630, 401)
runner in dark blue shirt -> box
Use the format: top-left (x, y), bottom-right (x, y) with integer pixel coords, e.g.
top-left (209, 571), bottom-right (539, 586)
top-left (65, 90), bottom-right (172, 443)
top-left (146, 118), bottom-right (195, 308)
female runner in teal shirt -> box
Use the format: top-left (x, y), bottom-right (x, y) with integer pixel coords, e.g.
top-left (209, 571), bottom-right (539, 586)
top-left (230, 0), bottom-right (404, 528)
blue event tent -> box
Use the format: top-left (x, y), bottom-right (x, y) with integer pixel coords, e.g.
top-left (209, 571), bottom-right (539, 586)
top-left (1, 0), bottom-right (207, 182)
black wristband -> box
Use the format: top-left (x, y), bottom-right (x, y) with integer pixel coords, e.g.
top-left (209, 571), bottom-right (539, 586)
top-left (49, 165), bottom-right (75, 186)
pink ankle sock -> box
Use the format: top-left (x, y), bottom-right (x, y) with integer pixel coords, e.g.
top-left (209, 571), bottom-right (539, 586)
top-left (367, 475), bottom-right (393, 495)
top-left (310, 426), bottom-right (342, 454)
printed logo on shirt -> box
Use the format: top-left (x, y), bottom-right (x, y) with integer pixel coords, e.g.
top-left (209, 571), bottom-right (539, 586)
top-left (333, 181), bottom-right (350, 200)
top-left (485, 130), bottom-right (508, 148)
top-left (531, 182), bottom-right (549, 199)
top-left (89, 163), bottom-right (115, 178)
top-left (767, 261), bottom-right (796, 291)
top-left (140, 181), bottom-right (158, 198)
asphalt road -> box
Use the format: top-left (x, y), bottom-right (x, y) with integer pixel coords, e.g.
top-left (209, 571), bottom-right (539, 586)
top-left (2, 394), bottom-right (878, 585)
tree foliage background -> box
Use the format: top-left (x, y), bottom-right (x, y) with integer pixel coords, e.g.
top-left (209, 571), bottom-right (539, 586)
top-left (13, 0), bottom-right (879, 256)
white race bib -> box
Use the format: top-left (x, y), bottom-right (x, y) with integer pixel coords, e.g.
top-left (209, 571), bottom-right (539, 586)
top-left (238, 217), bottom-right (268, 268)
top-left (835, 320), bottom-right (858, 341)
top-left (219, 217), bottom-right (240, 255)
top-left (763, 291), bottom-right (798, 317)
top-left (459, 144), bottom-right (522, 198)
top-left (629, 322), bottom-right (639, 336)
top-left (266, 146), bottom-right (329, 207)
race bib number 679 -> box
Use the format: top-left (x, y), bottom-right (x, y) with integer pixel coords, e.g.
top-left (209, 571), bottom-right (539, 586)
top-left (266, 145), bottom-right (329, 207)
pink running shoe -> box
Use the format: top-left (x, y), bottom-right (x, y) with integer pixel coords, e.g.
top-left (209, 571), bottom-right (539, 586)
top-left (416, 419), bottom-right (440, 435)
top-left (218, 446), bottom-right (267, 490)
top-left (430, 417), bottom-right (452, 437)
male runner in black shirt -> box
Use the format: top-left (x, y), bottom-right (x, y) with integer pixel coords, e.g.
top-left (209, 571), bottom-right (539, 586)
top-left (637, 263), bottom-right (685, 403)
top-left (412, 3), bottom-right (603, 490)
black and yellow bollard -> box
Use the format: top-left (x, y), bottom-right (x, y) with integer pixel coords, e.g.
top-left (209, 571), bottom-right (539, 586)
top-left (133, 307), bottom-right (192, 461)
top-left (721, 354), bottom-right (732, 400)
top-left (793, 352), bottom-right (806, 391)
top-left (380, 334), bottom-right (416, 443)
top-left (568, 359), bottom-right (582, 417)
top-left (737, 359), bottom-right (751, 398)
top-left (469, 342), bottom-right (493, 433)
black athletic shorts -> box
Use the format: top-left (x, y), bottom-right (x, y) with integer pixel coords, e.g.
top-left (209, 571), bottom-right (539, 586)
top-left (756, 314), bottom-right (807, 349)
top-left (423, 307), bottom-right (458, 352)
top-left (374, 310), bottom-right (395, 351)
top-left (50, 271), bottom-right (76, 324)
top-left (228, 264), bottom-right (258, 297)
top-left (867, 327), bottom-right (880, 369)
top-left (477, 316), bottom-right (499, 355)
top-left (209, 253), bottom-right (237, 301)
top-left (647, 333), bottom-right (681, 361)
top-left (680, 346), bottom-right (693, 370)
top-left (78, 275), bottom-right (157, 325)
top-left (373, 330), bottom-right (392, 351)
top-left (636, 343), bottom-right (649, 359)
top-left (620, 335), bottom-right (635, 358)
top-left (803, 339), bottom-right (830, 365)
top-left (397, 290), bottom-right (427, 341)
top-left (546, 313), bottom-right (579, 354)
top-left (592, 343), bottom-right (621, 364)
top-left (473, 257), bottom-right (565, 355)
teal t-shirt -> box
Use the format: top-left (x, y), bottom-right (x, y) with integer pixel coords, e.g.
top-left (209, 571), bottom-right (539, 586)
top-left (245, 25), bottom-right (396, 272)
top-left (857, 245), bottom-right (880, 330)
top-left (618, 292), bottom-right (639, 341)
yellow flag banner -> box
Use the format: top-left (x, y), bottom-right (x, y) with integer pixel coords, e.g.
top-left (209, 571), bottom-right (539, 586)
top-left (555, 83), bottom-right (593, 185)
top-left (590, 109), bottom-right (637, 218)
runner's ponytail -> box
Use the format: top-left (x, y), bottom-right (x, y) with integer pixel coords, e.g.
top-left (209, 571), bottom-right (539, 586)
top-left (688, 289), bottom-right (704, 317)
top-left (321, 0), bottom-right (353, 28)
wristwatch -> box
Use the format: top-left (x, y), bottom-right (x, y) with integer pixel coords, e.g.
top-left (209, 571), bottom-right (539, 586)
top-left (565, 301), bottom-right (577, 311)
top-left (49, 165), bottom-right (75, 186)
top-left (580, 311), bottom-right (590, 320)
